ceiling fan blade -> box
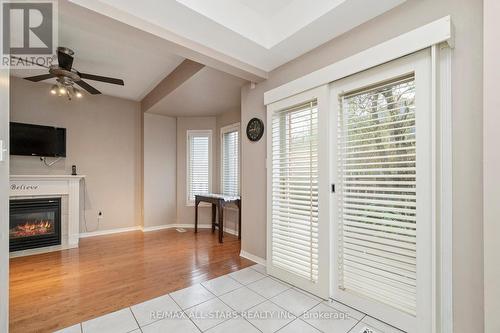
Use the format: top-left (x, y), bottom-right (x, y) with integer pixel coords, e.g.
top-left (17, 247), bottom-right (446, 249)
top-left (24, 74), bottom-right (56, 82)
top-left (57, 49), bottom-right (74, 71)
top-left (10, 56), bottom-right (49, 68)
top-left (78, 73), bottom-right (124, 86)
top-left (75, 80), bottom-right (101, 95)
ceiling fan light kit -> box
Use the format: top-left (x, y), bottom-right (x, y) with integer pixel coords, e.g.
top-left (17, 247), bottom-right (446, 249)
top-left (50, 83), bottom-right (82, 100)
top-left (15, 47), bottom-right (125, 101)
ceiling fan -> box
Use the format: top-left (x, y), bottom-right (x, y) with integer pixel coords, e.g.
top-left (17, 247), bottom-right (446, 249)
top-left (14, 47), bottom-right (124, 100)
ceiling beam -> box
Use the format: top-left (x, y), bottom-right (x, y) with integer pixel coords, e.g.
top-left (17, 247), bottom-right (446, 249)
top-left (141, 59), bottom-right (204, 112)
top-left (68, 0), bottom-right (268, 83)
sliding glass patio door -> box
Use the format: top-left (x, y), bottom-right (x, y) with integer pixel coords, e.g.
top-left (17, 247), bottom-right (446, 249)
top-left (330, 50), bottom-right (432, 333)
top-left (266, 86), bottom-right (331, 298)
top-left (266, 50), bottom-right (433, 332)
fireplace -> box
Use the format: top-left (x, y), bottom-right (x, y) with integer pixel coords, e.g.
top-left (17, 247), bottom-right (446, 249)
top-left (10, 198), bottom-right (62, 252)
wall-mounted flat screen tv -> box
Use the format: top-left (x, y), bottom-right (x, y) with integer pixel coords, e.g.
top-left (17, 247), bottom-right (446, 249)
top-left (10, 122), bottom-right (66, 157)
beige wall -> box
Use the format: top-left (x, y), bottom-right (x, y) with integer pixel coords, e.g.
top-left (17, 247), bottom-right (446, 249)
top-left (10, 77), bottom-right (142, 233)
top-left (483, 0), bottom-right (499, 331)
top-left (240, 0), bottom-right (483, 332)
top-left (216, 110), bottom-right (241, 232)
top-left (143, 113), bottom-right (177, 228)
top-left (143, 111), bottom-right (241, 231)
top-left (176, 116), bottom-right (217, 225)
top-left (0, 69), bottom-right (9, 332)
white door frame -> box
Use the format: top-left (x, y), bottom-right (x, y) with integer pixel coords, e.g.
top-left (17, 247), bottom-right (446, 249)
top-left (266, 85), bottom-right (330, 298)
top-left (0, 0), bottom-right (10, 328)
top-left (264, 18), bottom-right (453, 332)
top-left (329, 50), bottom-right (432, 333)
top-left (0, 70), bottom-right (10, 333)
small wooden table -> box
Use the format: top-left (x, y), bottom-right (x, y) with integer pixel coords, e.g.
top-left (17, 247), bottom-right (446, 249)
top-left (194, 194), bottom-right (241, 243)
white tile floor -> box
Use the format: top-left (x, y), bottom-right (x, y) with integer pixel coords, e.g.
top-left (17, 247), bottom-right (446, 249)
top-left (54, 264), bottom-right (405, 333)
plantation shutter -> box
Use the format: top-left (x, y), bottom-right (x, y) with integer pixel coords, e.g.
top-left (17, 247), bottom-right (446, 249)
top-left (222, 129), bottom-right (239, 196)
top-left (188, 132), bottom-right (211, 202)
top-left (337, 75), bottom-right (417, 315)
top-left (271, 100), bottom-right (319, 282)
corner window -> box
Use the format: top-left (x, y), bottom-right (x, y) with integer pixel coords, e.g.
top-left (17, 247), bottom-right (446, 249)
top-left (187, 130), bottom-right (212, 205)
top-left (221, 124), bottom-right (240, 196)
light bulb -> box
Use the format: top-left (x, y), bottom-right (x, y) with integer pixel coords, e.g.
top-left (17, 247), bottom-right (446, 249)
top-left (74, 89), bottom-right (83, 98)
top-left (59, 87), bottom-right (67, 95)
top-left (50, 85), bottom-right (57, 95)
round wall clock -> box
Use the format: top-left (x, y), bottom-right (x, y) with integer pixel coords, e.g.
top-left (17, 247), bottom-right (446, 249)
top-left (246, 118), bottom-right (264, 142)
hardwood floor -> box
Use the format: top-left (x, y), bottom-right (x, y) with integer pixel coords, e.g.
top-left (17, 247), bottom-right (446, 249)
top-left (9, 229), bottom-right (254, 333)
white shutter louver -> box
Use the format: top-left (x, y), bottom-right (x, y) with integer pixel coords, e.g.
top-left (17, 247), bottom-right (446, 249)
top-left (271, 100), bottom-right (319, 282)
top-left (337, 75), bottom-right (417, 316)
top-left (222, 129), bottom-right (239, 196)
top-left (188, 131), bottom-right (211, 203)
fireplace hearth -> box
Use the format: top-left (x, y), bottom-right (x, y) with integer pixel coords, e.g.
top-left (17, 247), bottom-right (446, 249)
top-left (10, 198), bottom-right (62, 252)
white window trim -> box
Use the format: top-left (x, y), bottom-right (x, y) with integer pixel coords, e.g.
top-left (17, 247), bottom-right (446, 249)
top-left (220, 122), bottom-right (240, 196)
top-left (435, 44), bottom-right (453, 333)
top-left (186, 129), bottom-right (213, 206)
top-left (264, 17), bottom-right (454, 333)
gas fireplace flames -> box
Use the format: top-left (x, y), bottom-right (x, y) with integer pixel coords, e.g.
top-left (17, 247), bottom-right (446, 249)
top-left (10, 220), bottom-right (54, 238)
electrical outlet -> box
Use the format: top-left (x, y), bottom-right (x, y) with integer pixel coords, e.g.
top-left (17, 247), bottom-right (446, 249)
top-left (98, 211), bottom-right (103, 219)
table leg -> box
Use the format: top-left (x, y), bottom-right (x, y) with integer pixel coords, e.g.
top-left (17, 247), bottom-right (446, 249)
top-left (218, 202), bottom-right (224, 243)
top-left (211, 203), bottom-right (216, 232)
top-left (195, 198), bottom-right (199, 233)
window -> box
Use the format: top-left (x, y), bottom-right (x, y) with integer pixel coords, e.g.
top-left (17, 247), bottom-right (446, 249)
top-left (336, 76), bottom-right (418, 316)
top-left (221, 123), bottom-right (240, 196)
top-left (329, 50), bottom-right (433, 332)
top-left (271, 100), bottom-right (319, 282)
top-left (187, 130), bottom-right (212, 205)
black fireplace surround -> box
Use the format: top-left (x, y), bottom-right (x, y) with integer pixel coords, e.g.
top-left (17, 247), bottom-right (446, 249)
top-left (9, 198), bottom-right (62, 252)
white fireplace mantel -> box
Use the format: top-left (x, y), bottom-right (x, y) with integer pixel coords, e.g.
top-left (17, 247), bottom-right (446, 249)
top-left (9, 175), bottom-right (85, 255)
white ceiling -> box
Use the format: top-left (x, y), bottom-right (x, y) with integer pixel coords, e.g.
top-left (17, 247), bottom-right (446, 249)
top-left (175, 0), bottom-right (347, 49)
top-left (239, 0), bottom-right (294, 17)
top-left (69, 0), bottom-right (406, 72)
top-left (10, 0), bottom-right (407, 117)
top-left (147, 67), bottom-right (246, 117)
top-left (11, 1), bottom-right (185, 101)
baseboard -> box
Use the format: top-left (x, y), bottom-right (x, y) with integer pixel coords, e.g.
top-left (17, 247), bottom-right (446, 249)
top-left (79, 226), bottom-right (142, 238)
top-left (141, 224), bottom-right (238, 236)
top-left (197, 224), bottom-right (238, 236)
top-left (174, 223), bottom-right (210, 229)
top-left (141, 224), bottom-right (203, 232)
top-left (223, 227), bottom-right (238, 236)
top-left (141, 224), bottom-right (173, 232)
top-left (80, 224), bottom-right (239, 237)
top-left (179, 224), bottom-right (238, 236)
top-left (240, 250), bottom-right (266, 266)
